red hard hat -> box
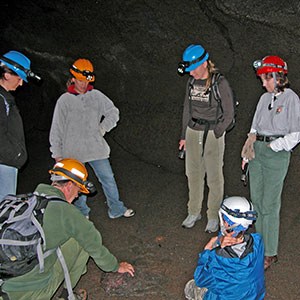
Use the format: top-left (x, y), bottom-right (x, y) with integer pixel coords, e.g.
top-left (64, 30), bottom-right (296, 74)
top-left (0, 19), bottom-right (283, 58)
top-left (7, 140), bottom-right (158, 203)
top-left (256, 56), bottom-right (288, 75)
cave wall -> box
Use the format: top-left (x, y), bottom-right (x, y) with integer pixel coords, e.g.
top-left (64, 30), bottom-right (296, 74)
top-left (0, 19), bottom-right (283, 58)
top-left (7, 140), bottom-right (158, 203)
top-left (1, 0), bottom-right (300, 180)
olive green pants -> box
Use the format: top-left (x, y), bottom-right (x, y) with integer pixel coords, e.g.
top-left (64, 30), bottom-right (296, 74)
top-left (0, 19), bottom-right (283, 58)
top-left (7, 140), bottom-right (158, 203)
top-left (3, 238), bottom-right (89, 300)
top-left (249, 141), bottom-right (290, 256)
top-left (185, 127), bottom-right (225, 220)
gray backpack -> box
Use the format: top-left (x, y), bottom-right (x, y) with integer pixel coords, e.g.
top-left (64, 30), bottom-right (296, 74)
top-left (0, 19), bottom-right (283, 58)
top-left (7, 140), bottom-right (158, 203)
top-left (0, 193), bottom-right (76, 300)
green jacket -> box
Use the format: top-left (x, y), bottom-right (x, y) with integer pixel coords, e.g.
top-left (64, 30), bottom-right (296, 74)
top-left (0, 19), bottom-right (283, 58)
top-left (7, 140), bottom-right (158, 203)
top-left (3, 184), bottom-right (119, 292)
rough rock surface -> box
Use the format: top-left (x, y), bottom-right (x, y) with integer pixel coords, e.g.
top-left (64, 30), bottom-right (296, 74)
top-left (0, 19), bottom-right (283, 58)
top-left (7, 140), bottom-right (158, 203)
top-left (1, 1), bottom-right (300, 299)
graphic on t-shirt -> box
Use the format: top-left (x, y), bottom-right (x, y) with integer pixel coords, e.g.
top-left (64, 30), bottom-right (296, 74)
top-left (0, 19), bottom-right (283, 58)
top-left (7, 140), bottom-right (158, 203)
top-left (190, 84), bottom-right (209, 102)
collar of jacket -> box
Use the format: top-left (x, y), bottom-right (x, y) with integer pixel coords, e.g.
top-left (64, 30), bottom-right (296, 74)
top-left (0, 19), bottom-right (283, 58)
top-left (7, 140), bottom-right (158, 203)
top-left (67, 83), bottom-right (94, 95)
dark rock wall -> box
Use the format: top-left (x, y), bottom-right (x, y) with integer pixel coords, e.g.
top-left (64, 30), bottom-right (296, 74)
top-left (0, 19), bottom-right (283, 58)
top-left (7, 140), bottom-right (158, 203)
top-left (1, 0), bottom-right (300, 186)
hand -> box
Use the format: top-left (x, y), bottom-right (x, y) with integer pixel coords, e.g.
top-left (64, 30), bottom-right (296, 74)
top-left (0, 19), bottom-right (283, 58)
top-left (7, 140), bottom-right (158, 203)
top-left (204, 236), bottom-right (219, 250)
top-left (241, 158), bottom-right (248, 170)
top-left (179, 139), bottom-right (186, 151)
top-left (241, 133), bottom-right (256, 161)
top-left (219, 231), bottom-right (244, 248)
top-left (118, 261), bottom-right (135, 277)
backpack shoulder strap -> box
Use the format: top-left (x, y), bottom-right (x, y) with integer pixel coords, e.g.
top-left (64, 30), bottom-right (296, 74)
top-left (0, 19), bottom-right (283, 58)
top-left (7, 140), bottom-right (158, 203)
top-left (188, 77), bottom-right (195, 116)
top-left (211, 72), bottom-right (223, 102)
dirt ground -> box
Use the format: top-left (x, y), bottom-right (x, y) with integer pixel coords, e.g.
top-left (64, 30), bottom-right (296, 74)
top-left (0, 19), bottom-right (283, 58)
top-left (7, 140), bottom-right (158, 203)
top-left (17, 132), bottom-right (300, 300)
top-left (3, 1), bottom-right (300, 299)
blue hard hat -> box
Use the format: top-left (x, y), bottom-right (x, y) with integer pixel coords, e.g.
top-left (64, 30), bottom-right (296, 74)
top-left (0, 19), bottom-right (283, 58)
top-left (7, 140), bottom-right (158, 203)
top-left (182, 44), bottom-right (209, 72)
top-left (0, 50), bottom-right (31, 82)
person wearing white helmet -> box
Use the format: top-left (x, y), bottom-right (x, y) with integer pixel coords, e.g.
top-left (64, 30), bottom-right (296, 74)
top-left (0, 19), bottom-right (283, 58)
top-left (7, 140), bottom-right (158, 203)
top-left (0, 50), bottom-right (35, 201)
top-left (241, 55), bottom-right (300, 270)
top-left (184, 196), bottom-right (265, 300)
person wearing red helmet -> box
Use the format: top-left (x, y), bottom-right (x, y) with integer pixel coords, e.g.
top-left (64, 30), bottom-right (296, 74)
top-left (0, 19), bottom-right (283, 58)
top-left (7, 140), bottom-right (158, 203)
top-left (241, 55), bottom-right (300, 270)
top-left (49, 58), bottom-right (135, 220)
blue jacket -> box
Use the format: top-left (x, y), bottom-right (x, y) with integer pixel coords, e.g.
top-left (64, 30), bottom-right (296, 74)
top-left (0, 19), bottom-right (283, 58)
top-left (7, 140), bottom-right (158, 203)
top-left (194, 233), bottom-right (265, 300)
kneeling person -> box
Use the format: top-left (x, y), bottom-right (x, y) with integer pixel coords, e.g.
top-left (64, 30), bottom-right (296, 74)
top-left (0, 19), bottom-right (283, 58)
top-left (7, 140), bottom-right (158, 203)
top-left (184, 196), bottom-right (265, 300)
top-left (1, 158), bottom-right (134, 300)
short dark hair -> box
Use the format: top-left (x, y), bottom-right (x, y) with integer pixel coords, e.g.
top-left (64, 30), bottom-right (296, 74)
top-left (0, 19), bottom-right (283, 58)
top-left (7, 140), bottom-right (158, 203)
top-left (51, 180), bottom-right (71, 188)
top-left (0, 64), bottom-right (18, 79)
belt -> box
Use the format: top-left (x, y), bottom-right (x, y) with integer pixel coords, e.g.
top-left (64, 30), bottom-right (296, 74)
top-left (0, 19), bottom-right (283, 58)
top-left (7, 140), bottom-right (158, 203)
top-left (191, 117), bottom-right (216, 125)
top-left (256, 135), bottom-right (284, 142)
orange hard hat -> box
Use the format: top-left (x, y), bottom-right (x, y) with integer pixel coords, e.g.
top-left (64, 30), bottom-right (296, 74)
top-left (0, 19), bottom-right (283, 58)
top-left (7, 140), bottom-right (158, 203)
top-left (70, 58), bottom-right (95, 82)
top-left (49, 158), bottom-right (94, 194)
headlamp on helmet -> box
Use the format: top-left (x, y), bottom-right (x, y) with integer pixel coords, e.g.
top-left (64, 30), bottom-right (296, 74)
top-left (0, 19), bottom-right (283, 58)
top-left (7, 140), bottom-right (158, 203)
top-left (70, 58), bottom-right (95, 82)
top-left (177, 44), bottom-right (209, 75)
top-left (0, 51), bottom-right (41, 83)
top-left (49, 159), bottom-right (96, 194)
top-left (253, 56), bottom-right (288, 75)
top-left (70, 64), bottom-right (95, 81)
top-left (218, 196), bottom-right (257, 237)
top-left (177, 51), bottom-right (208, 76)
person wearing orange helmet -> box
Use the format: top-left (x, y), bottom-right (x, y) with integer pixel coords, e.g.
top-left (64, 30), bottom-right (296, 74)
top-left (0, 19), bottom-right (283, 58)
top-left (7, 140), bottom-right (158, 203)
top-left (49, 58), bottom-right (135, 219)
top-left (241, 55), bottom-right (300, 270)
top-left (1, 158), bottom-right (135, 300)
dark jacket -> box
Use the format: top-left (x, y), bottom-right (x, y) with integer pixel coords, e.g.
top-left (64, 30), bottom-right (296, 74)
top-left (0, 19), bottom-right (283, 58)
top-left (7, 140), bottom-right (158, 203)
top-left (181, 74), bottom-right (234, 139)
top-left (0, 86), bottom-right (27, 168)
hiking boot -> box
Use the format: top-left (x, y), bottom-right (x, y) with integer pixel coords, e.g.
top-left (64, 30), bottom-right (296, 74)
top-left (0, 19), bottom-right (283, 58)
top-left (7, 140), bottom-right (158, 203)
top-left (184, 279), bottom-right (208, 300)
top-left (205, 219), bottom-right (219, 233)
top-left (264, 255), bottom-right (278, 270)
top-left (57, 288), bottom-right (87, 300)
top-left (182, 214), bottom-right (201, 228)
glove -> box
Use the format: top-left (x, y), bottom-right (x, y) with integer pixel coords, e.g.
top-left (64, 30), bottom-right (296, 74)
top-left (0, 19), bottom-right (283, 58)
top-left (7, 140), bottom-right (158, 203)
top-left (241, 133), bottom-right (256, 161)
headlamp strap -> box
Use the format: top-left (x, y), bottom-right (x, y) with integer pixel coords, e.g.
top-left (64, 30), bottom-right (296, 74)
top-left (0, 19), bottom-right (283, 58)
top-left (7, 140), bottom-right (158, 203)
top-left (0, 55), bottom-right (30, 74)
top-left (221, 203), bottom-right (257, 220)
top-left (52, 167), bottom-right (84, 185)
top-left (70, 65), bottom-right (95, 80)
top-left (183, 50), bottom-right (208, 67)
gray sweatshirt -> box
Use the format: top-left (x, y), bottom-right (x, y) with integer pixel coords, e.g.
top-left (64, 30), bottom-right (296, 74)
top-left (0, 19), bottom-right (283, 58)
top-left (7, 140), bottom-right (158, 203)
top-left (50, 88), bottom-right (119, 162)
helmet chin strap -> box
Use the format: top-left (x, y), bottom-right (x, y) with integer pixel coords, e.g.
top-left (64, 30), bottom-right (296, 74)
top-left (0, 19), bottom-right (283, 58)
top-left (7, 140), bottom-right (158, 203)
top-left (268, 72), bottom-right (278, 110)
top-left (220, 223), bottom-right (240, 236)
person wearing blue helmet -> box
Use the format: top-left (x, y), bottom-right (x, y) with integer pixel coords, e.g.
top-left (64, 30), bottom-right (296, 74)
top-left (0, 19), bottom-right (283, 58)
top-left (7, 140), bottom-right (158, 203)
top-left (0, 50), bottom-right (32, 201)
top-left (178, 44), bottom-right (234, 232)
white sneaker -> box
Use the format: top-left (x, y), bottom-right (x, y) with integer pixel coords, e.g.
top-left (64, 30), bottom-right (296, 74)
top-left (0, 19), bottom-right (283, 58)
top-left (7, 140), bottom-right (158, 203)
top-left (205, 219), bottom-right (219, 233)
top-left (123, 208), bottom-right (135, 218)
top-left (184, 279), bottom-right (208, 300)
top-left (182, 214), bottom-right (201, 228)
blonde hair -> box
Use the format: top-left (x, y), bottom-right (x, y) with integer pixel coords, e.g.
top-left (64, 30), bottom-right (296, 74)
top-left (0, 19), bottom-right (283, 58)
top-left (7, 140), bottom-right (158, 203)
top-left (205, 60), bottom-right (219, 90)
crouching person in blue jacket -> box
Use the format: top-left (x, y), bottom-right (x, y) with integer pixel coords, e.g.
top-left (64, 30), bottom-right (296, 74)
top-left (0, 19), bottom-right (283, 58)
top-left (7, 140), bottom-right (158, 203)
top-left (184, 196), bottom-right (265, 300)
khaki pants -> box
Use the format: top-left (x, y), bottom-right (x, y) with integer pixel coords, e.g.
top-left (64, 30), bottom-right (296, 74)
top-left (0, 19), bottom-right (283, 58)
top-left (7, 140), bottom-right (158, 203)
top-left (3, 238), bottom-right (89, 300)
top-left (185, 127), bottom-right (225, 220)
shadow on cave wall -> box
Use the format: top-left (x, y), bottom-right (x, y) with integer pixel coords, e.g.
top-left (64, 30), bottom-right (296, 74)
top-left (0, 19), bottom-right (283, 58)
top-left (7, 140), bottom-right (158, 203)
top-left (1, 0), bottom-right (300, 202)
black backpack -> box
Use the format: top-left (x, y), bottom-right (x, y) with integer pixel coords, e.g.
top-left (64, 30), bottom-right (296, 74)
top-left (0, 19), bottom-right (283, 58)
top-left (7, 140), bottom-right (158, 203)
top-left (210, 72), bottom-right (238, 132)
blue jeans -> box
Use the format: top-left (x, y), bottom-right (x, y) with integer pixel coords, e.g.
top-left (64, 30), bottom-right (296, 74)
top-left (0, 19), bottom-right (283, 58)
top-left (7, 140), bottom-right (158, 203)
top-left (74, 159), bottom-right (127, 218)
top-left (0, 164), bottom-right (18, 201)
